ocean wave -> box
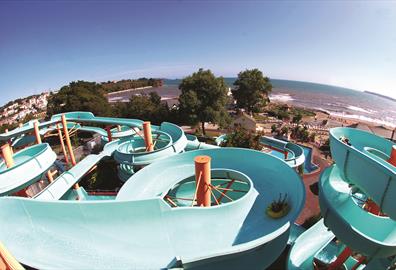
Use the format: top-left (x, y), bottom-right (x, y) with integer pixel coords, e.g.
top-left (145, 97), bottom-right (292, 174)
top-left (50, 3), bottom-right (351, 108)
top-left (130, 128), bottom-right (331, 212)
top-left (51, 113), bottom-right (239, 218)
top-left (347, 105), bottom-right (374, 114)
top-left (269, 93), bottom-right (294, 102)
top-left (330, 111), bottom-right (396, 128)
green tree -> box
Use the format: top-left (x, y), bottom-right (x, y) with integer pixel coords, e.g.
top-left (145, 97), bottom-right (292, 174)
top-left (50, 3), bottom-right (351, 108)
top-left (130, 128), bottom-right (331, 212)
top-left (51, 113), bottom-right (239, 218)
top-left (232, 69), bottom-right (272, 113)
top-left (281, 126), bottom-right (289, 136)
top-left (47, 81), bottom-right (111, 117)
top-left (271, 124), bottom-right (277, 133)
top-left (116, 92), bottom-right (169, 124)
top-left (292, 113), bottom-right (302, 124)
top-left (178, 68), bottom-right (230, 135)
top-left (220, 127), bottom-right (262, 150)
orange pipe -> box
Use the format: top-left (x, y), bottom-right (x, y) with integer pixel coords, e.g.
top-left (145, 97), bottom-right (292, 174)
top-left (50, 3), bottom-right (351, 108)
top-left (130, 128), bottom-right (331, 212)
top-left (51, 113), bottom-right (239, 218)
top-left (47, 170), bottom-right (54, 183)
top-left (388, 145), bottom-right (396, 166)
top-left (1, 144), bottom-right (14, 168)
top-left (143, 122), bottom-right (154, 152)
top-left (33, 120), bottom-right (42, 144)
top-left (56, 124), bottom-right (69, 166)
top-left (61, 115), bottom-right (79, 190)
top-left (4, 129), bottom-right (13, 155)
top-left (328, 247), bottom-right (352, 270)
top-left (265, 144), bottom-right (288, 160)
top-left (216, 179), bottom-right (235, 202)
top-left (194, 155), bottom-right (211, 207)
top-left (106, 126), bottom-right (113, 142)
top-left (61, 114), bottom-right (76, 166)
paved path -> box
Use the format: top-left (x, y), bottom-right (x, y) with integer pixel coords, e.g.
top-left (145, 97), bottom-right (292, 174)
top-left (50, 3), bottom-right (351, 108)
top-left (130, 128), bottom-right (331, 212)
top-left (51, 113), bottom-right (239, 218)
top-left (296, 147), bottom-right (332, 225)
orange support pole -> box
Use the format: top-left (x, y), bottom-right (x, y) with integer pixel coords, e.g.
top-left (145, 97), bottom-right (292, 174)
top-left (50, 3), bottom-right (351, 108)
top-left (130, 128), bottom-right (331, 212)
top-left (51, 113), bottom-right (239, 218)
top-left (61, 114), bottom-right (79, 190)
top-left (33, 120), bottom-right (42, 144)
top-left (388, 145), bottom-right (396, 166)
top-left (194, 155), bottom-right (211, 207)
top-left (1, 144), bottom-right (14, 168)
top-left (328, 247), bottom-right (353, 270)
top-left (0, 241), bottom-right (24, 270)
top-left (143, 121), bottom-right (154, 152)
top-left (56, 124), bottom-right (69, 166)
top-left (47, 170), bottom-right (54, 183)
top-left (106, 126), bottom-right (113, 142)
top-left (61, 114), bottom-right (76, 166)
top-left (4, 129), bottom-right (13, 155)
top-left (284, 150), bottom-right (288, 159)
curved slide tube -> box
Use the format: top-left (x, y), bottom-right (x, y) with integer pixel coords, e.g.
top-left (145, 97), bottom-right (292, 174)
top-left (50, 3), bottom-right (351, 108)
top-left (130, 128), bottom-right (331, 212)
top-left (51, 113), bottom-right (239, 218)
top-left (114, 122), bottom-right (188, 166)
top-left (0, 111), bottom-right (143, 143)
top-left (260, 136), bottom-right (305, 168)
top-left (319, 165), bottom-right (396, 258)
top-left (287, 219), bottom-right (335, 270)
top-left (185, 134), bottom-right (219, 151)
top-left (0, 143), bottom-right (56, 196)
top-left (0, 148), bottom-right (305, 269)
top-left (330, 127), bottom-right (396, 220)
top-left (215, 134), bottom-right (305, 168)
top-left (34, 140), bottom-right (120, 200)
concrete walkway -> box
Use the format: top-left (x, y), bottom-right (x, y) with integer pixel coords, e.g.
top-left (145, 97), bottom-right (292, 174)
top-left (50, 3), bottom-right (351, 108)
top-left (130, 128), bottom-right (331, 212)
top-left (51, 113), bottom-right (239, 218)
top-left (296, 147), bottom-right (332, 225)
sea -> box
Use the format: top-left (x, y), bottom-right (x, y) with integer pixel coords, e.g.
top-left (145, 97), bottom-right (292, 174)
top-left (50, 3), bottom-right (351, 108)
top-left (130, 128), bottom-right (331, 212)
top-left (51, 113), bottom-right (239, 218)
top-left (108, 78), bottom-right (396, 128)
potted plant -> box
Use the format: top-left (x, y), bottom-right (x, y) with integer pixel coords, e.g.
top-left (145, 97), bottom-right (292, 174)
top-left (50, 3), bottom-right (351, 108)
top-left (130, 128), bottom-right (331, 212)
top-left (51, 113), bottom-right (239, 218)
top-left (266, 193), bottom-right (290, 219)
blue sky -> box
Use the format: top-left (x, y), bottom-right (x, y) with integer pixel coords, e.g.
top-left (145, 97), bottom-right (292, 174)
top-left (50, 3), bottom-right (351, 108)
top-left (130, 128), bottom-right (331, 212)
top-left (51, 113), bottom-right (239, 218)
top-left (0, 1), bottom-right (395, 105)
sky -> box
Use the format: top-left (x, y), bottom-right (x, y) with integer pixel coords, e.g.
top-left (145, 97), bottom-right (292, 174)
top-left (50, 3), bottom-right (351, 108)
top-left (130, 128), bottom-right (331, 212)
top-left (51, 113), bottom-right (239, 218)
top-left (0, 1), bottom-right (395, 106)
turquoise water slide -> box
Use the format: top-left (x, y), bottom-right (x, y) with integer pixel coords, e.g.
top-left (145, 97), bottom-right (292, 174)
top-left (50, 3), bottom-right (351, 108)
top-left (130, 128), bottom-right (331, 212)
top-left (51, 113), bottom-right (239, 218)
top-left (1, 112), bottom-right (191, 195)
top-left (1, 114), bottom-right (142, 157)
top-left (319, 165), bottom-right (396, 258)
top-left (0, 143), bottom-right (56, 196)
top-left (287, 219), bottom-right (335, 269)
top-left (33, 141), bottom-right (118, 200)
top-left (330, 127), bottom-right (396, 220)
top-left (114, 122), bottom-right (188, 166)
top-left (288, 127), bottom-right (396, 269)
top-left (260, 136), bottom-right (305, 168)
top-left (0, 148), bottom-right (305, 269)
top-left (215, 134), bottom-right (305, 168)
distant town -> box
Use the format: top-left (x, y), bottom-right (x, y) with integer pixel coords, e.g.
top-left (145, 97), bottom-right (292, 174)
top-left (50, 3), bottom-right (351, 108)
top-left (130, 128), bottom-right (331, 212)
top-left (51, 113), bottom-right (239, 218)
top-left (0, 92), bottom-right (50, 126)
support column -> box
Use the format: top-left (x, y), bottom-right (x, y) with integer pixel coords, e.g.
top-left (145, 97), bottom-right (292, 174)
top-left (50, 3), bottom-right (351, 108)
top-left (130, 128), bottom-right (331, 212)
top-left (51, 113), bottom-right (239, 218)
top-left (106, 126), bottom-right (113, 142)
top-left (33, 120), bottom-right (42, 144)
top-left (388, 145), bottom-right (396, 167)
top-left (56, 124), bottom-right (69, 166)
top-left (1, 143), bottom-right (14, 168)
top-left (364, 199), bottom-right (381, 215)
top-left (328, 247), bottom-right (352, 270)
top-left (143, 121), bottom-right (154, 152)
top-left (194, 155), bottom-right (211, 207)
top-left (61, 114), bottom-right (79, 190)
top-left (47, 170), bottom-right (57, 183)
top-left (4, 129), bottom-right (13, 155)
